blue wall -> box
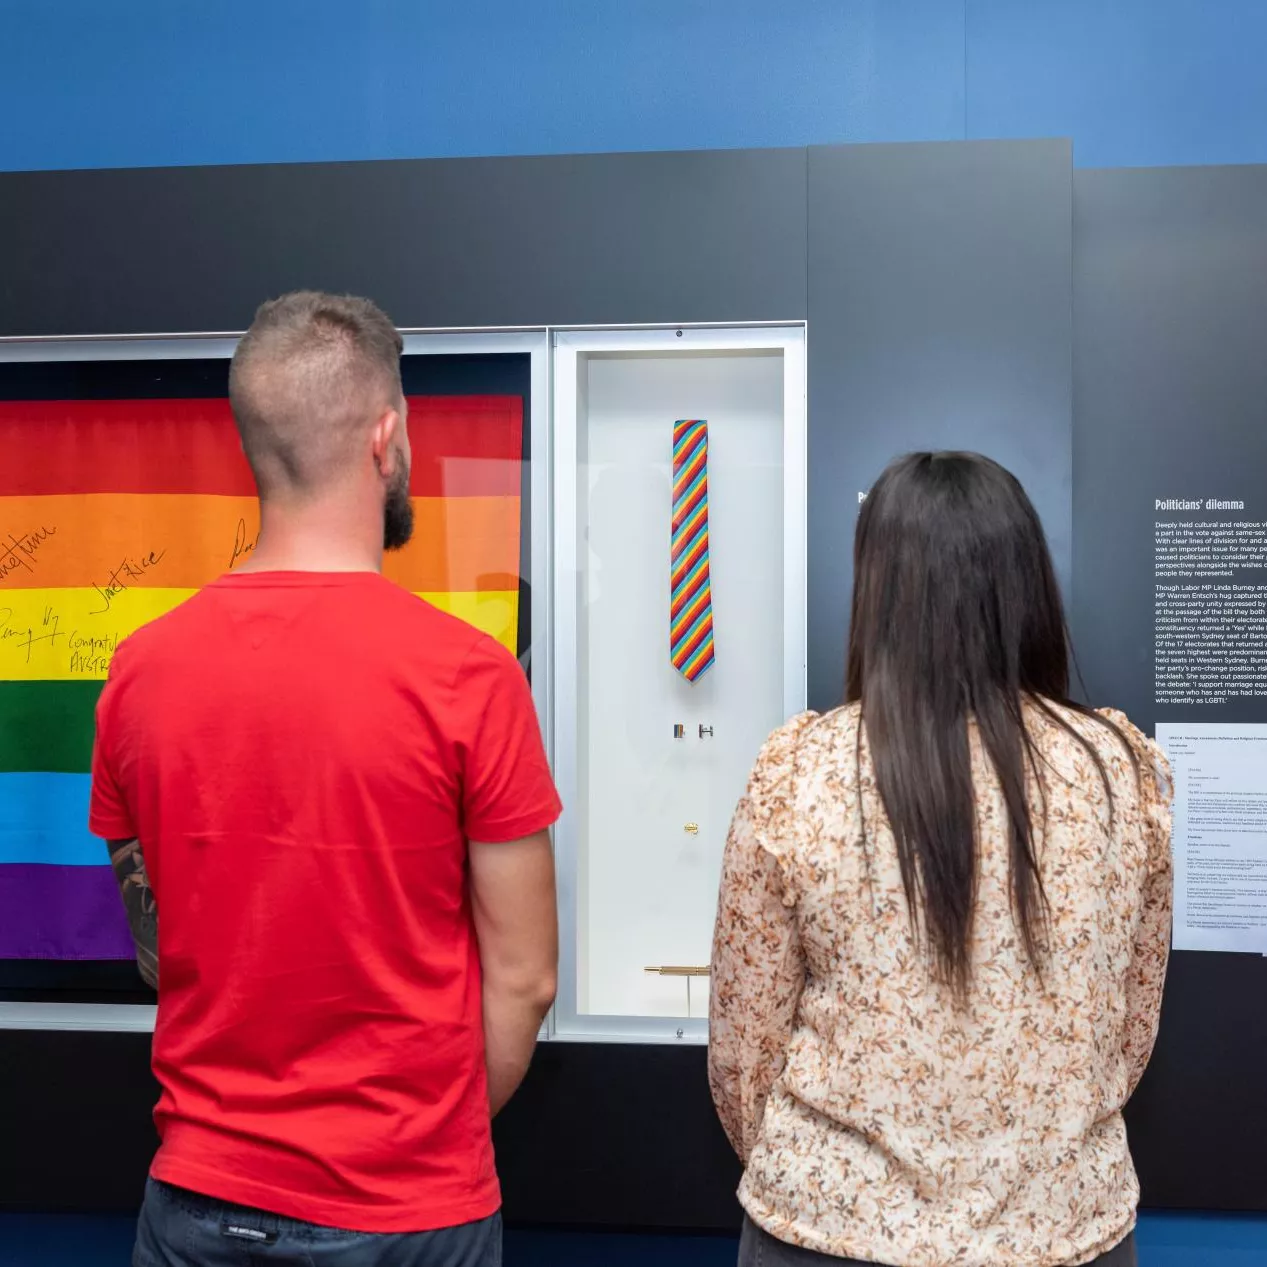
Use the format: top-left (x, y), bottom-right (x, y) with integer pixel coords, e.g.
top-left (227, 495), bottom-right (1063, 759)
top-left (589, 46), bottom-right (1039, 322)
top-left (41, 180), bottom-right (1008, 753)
top-left (2, 0), bottom-right (1266, 172)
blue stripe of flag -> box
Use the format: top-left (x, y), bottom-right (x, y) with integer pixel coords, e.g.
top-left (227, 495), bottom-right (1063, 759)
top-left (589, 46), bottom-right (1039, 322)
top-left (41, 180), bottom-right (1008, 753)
top-left (0, 772), bottom-right (100, 866)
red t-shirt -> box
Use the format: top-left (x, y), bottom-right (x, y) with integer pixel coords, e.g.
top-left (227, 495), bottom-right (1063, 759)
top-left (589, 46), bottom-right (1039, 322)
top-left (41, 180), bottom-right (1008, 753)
top-left (89, 572), bottom-right (561, 1233)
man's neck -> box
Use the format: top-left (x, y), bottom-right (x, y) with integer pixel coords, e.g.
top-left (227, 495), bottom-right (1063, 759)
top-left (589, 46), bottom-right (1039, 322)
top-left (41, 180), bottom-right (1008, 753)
top-left (231, 498), bottom-right (384, 576)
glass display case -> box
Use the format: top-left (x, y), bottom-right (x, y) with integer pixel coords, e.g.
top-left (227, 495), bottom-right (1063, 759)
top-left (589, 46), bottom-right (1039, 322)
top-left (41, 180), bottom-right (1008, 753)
top-left (549, 325), bottom-right (807, 1043)
top-left (0, 321), bottom-right (805, 1044)
top-left (0, 328), bottom-right (549, 1032)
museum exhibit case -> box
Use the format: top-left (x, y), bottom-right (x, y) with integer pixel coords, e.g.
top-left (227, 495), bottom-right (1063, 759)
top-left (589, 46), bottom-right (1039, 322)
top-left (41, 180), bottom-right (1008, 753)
top-left (548, 325), bottom-right (808, 1043)
top-left (0, 321), bottom-right (807, 1045)
top-left (0, 328), bottom-right (549, 1030)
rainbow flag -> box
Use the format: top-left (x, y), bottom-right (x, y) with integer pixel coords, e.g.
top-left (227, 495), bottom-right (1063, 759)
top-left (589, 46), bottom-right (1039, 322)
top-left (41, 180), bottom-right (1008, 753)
top-left (0, 394), bottom-right (524, 959)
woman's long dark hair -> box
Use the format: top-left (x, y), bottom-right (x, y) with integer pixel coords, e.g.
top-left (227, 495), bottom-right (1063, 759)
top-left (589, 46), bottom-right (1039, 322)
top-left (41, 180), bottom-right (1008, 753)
top-left (846, 452), bottom-right (1126, 997)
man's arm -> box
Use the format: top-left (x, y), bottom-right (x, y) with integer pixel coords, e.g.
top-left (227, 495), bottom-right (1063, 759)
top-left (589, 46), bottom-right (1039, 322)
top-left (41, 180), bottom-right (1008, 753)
top-left (469, 830), bottom-right (557, 1116)
top-left (107, 838), bottom-right (158, 990)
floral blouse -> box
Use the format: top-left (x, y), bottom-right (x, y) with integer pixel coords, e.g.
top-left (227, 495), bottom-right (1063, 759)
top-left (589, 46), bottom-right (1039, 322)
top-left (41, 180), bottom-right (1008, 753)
top-left (709, 703), bottom-right (1173, 1267)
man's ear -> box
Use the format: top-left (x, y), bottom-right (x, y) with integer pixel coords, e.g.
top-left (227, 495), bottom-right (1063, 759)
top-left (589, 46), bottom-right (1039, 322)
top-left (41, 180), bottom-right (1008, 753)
top-left (370, 406), bottom-right (402, 477)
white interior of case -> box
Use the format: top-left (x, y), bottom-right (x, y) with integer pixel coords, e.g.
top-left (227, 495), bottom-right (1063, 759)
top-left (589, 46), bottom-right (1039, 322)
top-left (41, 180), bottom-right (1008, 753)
top-left (575, 350), bottom-right (787, 1019)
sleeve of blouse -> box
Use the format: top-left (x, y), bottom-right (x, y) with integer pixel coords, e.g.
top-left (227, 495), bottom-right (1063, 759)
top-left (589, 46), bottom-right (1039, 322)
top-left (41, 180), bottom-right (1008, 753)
top-left (1106, 714), bottom-right (1175, 1097)
top-left (708, 713), bottom-right (814, 1161)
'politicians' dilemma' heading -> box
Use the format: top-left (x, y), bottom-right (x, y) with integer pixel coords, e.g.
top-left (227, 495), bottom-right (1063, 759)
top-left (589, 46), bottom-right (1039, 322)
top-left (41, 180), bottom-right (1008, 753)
top-left (1156, 498), bottom-right (1246, 511)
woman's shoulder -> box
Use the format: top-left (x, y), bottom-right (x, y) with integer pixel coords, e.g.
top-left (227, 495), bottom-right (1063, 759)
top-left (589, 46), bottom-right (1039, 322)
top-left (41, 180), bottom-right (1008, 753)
top-left (1090, 705), bottom-right (1154, 750)
top-left (741, 709), bottom-right (862, 869)
top-left (750, 710), bottom-right (820, 779)
top-left (1093, 705), bottom-right (1173, 787)
top-left (1035, 699), bottom-right (1150, 748)
top-left (1031, 699), bottom-right (1172, 790)
top-left (746, 706), bottom-right (864, 806)
top-left (757, 704), bottom-right (862, 761)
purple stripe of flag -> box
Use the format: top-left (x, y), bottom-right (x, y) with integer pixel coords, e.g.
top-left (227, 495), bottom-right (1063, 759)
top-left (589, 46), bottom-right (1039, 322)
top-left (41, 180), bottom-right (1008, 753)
top-left (0, 864), bottom-right (133, 959)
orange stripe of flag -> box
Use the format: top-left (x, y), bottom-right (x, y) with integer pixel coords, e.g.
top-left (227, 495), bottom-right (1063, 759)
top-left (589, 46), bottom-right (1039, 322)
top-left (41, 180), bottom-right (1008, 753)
top-left (0, 493), bottom-right (521, 595)
top-left (386, 496), bottom-right (522, 593)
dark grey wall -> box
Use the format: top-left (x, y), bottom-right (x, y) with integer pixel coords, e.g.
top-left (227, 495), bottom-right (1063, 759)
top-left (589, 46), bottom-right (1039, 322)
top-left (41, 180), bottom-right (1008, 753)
top-left (0, 150), bottom-right (807, 335)
top-left (1074, 164), bottom-right (1267, 1208)
top-left (0, 140), bottom-right (1087, 1226)
top-left (1073, 164), bottom-right (1267, 723)
top-left (807, 139), bottom-right (1074, 708)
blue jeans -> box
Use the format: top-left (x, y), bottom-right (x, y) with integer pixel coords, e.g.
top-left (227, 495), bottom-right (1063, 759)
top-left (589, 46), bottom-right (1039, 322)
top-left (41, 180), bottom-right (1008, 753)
top-left (134, 1179), bottom-right (502, 1267)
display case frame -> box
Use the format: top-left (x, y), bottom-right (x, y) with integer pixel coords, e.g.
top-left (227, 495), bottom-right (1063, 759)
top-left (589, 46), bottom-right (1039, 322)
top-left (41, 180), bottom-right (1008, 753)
top-left (0, 327), bottom-right (550, 1033)
top-left (548, 323), bottom-right (808, 1045)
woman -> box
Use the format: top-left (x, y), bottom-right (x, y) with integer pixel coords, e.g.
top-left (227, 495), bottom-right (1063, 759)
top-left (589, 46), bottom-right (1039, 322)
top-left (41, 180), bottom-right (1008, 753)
top-left (709, 452), bottom-right (1172, 1267)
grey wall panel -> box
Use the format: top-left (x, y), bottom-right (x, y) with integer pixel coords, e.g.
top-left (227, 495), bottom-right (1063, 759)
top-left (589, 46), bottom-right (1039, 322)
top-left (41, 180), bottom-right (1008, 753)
top-left (1074, 164), bottom-right (1267, 1209)
top-left (1073, 164), bottom-right (1267, 723)
top-left (0, 149), bottom-right (807, 336)
top-left (806, 139), bottom-right (1073, 710)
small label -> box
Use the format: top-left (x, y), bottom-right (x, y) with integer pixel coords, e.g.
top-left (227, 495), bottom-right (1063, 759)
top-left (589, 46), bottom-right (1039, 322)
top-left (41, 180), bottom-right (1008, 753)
top-left (222, 1223), bottom-right (278, 1245)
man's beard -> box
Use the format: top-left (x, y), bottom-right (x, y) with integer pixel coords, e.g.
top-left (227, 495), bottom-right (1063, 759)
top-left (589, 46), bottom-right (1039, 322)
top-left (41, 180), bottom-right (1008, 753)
top-left (383, 464), bottom-right (414, 552)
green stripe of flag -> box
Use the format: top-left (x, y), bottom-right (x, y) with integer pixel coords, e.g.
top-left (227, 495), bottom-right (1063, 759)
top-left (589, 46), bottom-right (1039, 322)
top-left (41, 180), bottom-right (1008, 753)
top-left (0, 680), bottom-right (102, 773)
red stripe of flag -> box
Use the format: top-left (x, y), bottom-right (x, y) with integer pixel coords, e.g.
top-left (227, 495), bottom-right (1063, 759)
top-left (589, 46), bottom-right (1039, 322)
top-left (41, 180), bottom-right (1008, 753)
top-left (0, 396), bottom-right (522, 497)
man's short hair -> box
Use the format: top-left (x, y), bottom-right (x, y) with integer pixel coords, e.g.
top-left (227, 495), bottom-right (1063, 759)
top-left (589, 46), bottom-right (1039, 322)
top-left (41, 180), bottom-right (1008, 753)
top-left (229, 291), bottom-right (404, 496)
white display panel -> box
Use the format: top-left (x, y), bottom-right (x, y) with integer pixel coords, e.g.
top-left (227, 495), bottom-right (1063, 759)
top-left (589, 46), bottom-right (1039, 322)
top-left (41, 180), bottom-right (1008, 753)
top-left (552, 326), bottom-right (807, 1043)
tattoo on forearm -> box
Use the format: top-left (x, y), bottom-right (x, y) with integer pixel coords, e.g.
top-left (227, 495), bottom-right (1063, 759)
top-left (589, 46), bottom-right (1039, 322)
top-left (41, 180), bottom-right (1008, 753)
top-left (108, 838), bottom-right (158, 989)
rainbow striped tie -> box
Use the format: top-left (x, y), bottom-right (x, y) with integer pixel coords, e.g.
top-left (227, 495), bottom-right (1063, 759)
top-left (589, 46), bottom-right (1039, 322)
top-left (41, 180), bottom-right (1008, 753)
top-left (671, 419), bottom-right (715, 682)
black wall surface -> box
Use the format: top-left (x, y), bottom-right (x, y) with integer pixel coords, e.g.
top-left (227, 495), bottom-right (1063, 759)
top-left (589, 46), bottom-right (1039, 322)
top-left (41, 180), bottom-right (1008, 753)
top-left (807, 140), bottom-right (1073, 707)
top-left (0, 150), bottom-right (807, 335)
top-left (1073, 165), bottom-right (1267, 1208)
top-left (0, 1030), bottom-right (745, 1228)
top-left (0, 139), bottom-right (1126, 1227)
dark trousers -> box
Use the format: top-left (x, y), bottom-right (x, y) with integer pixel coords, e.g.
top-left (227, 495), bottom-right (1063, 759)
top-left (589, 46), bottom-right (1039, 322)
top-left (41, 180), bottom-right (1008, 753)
top-left (738, 1216), bottom-right (1137, 1267)
top-left (134, 1179), bottom-right (501, 1267)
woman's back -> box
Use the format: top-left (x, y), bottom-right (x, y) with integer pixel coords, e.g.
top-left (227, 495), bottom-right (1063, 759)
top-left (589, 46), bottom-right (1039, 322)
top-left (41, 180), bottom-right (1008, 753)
top-left (710, 451), bottom-right (1172, 1267)
top-left (710, 700), bottom-right (1171, 1266)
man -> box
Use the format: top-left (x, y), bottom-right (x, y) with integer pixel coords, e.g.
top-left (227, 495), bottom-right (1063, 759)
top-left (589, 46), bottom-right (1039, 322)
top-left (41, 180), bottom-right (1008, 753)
top-left (90, 291), bottom-right (560, 1266)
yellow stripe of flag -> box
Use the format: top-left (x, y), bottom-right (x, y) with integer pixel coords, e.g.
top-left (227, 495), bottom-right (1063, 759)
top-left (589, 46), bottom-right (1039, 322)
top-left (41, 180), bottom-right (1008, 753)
top-left (0, 586), bottom-right (519, 681)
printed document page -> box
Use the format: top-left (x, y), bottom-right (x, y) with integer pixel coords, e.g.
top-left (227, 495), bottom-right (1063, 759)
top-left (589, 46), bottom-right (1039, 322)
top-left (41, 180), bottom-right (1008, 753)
top-left (1157, 724), bottom-right (1267, 953)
